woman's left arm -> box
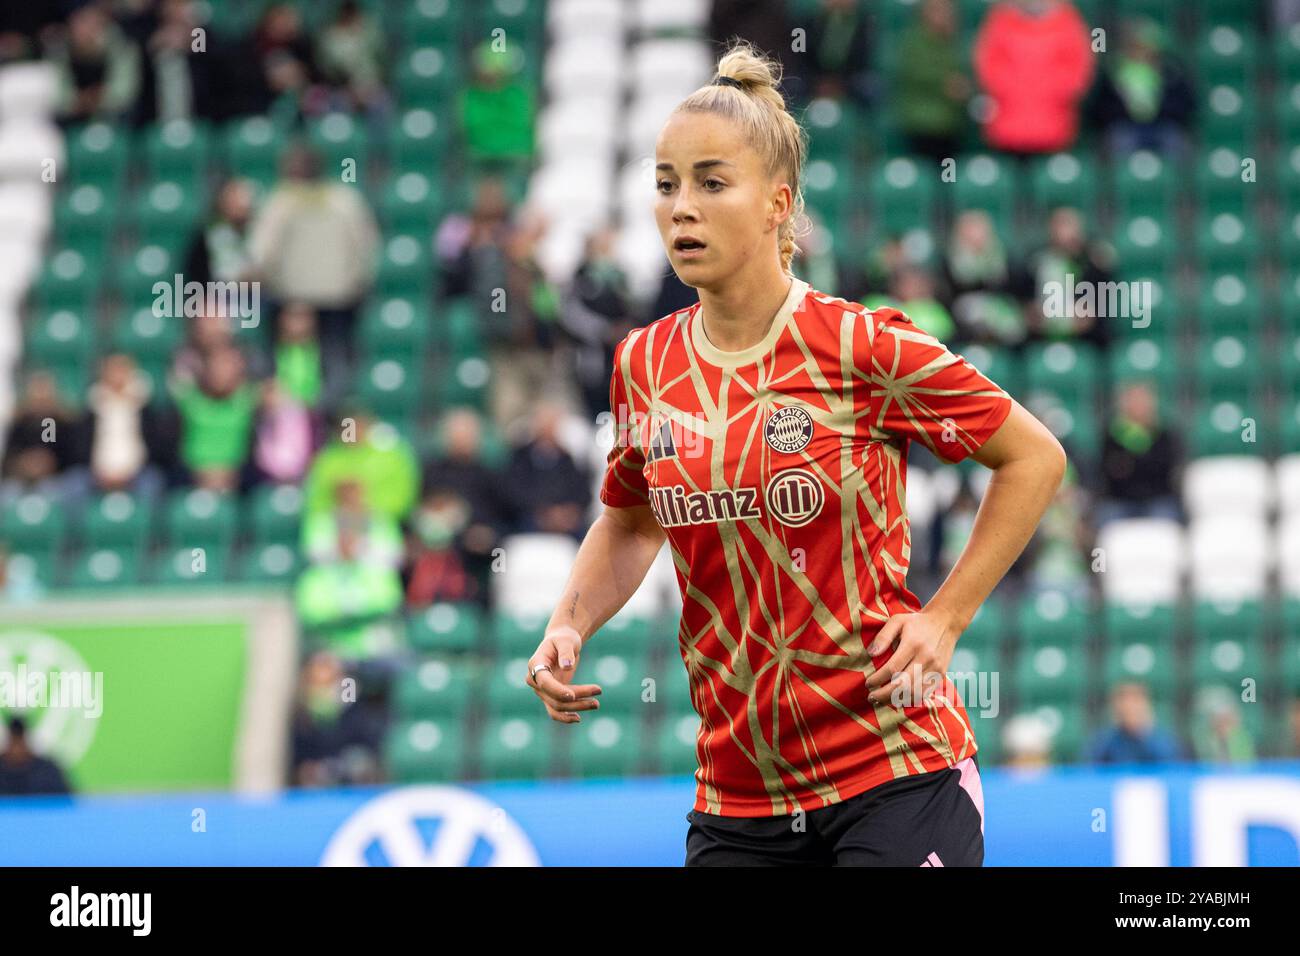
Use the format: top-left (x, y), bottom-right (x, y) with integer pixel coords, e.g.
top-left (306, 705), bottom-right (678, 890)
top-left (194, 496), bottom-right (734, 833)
top-left (865, 400), bottom-right (1067, 704)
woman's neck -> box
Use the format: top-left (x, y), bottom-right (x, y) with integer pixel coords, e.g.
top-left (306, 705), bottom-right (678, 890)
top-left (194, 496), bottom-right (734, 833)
top-left (697, 264), bottom-right (793, 353)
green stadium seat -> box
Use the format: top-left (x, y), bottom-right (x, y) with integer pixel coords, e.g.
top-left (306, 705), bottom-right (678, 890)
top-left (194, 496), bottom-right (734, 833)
top-left (581, 651), bottom-right (651, 714)
top-left (66, 121), bottom-right (129, 188)
top-left (1196, 272), bottom-right (1264, 335)
top-left (1115, 150), bottom-right (1174, 220)
top-left (478, 717), bottom-right (556, 780)
top-left (69, 546), bottom-right (143, 590)
top-left (307, 112), bottom-right (369, 179)
top-left (374, 233), bottom-right (433, 297)
top-left (1025, 340), bottom-right (1100, 411)
top-left (1027, 700), bottom-right (1089, 763)
top-left (83, 491), bottom-right (153, 549)
top-left (1014, 644), bottom-right (1088, 705)
top-left (1102, 639), bottom-right (1178, 697)
top-left (31, 247), bottom-right (102, 312)
top-left (408, 602), bottom-right (483, 654)
top-left (803, 158), bottom-right (853, 231)
top-left (4, 549), bottom-right (58, 589)
top-left (54, 183), bottom-right (115, 259)
top-left (239, 542), bottom-right (300, 584)
top-left (113, 244), bottom-right (183, 307)
top-left (654, 712), bottom-right (699, 775)
top-left (394, 45), bottom-right (458, 108)
top-left (358, 295), bottom-right (431, 357)
top-left (1192, 599), bottom-right (1268, 645)
top-left (958, 594), bottom-right (1006, 648)
top-left (25, 308), bottom-right (96, 370)
top-left (1283, 399), bottom-right (1300, 454)
top-left (388, 107), bottom-right (452, 175)
top-left (1103, 601), bottom-right (1178, 647)
top-left (485, 654), bottom-right (540, 717)
top-left (128, 180), bottom-right (204, 252)
top-left (870, 156), bottom-right (938, 234)
top-left (1191, 638), bottom-right (1264, 690)
top-left (1030, 152), bottom-right (1098, 218)
top-left (590, 612), bottom-right (658, 655)
top-left (378, 171), bottom-right (444, 232)
top-left (401, 0), bottom-right (464, 44)
top-left (948, 643), bottom-right (1003, 687)
top-left (142, 118), bottom-right (211, 183)
top-left (163, 489), bottom-right (237, 550)
top-left (151, 542), bottom-right (230, 586)
top-left (244, 483), bottom-right (302, 545)
top-left (955, 343), bottom-right (1021, 399)
top-left (385, 719), bottom-right (464, 783)
top-left (1, 492), bottom-right (67, 553)
top-left (1196, 210), bottom-right (1259, 274)
top-left (1110, 337), bottom-right (1177, 406)
top-left (1017, 590), bottom-right (1091, 647)
top-left (1201, 83), bottom-right (1258, 149)
top-left (1189, 398), bottom-right (1266, 456)
top-left (1195, 333), bottom-right (1263, 403)
top-left (221, 115), bottom-right (284, 181)
top-left (569, 714), bottom-right (644, 778)
top-left (493, 610), bottom-right (548, 656)
top-left (1113, 215), bottom-right (1176, 276)
top-left (394, 658), bottom-right (474, 720)
top-left (1195, 24), bottom-right (1257, 87)
top-left (952, 153), bottom-right (1015, 225)
top-left (1276, 24), bottom-right (1300, 80)
top-left (356, 356), bottom-right (420, 419)
top-left (1195, 146), bottom-right (1252, 216)
top-left (112, 305), bottom-right (185, 364)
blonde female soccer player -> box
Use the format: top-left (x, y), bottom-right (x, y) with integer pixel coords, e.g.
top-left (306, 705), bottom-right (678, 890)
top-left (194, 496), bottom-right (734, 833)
top-left (526, 42), bottom-right (1067, 866)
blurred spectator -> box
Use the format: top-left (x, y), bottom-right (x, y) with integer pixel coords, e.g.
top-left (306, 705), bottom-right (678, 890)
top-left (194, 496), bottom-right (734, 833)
top-left (171, 309), bottom-right (268, 382)
top-left (303, 408), bottom-right (419, 522)
top-left (420, 409), bottom-right (513, 605)
top-left (490, 211), bottom-right (565, 431)
top-left (139, 0), bottom-right (216, 123)
top-left (1002, 712), bottom-right (1054, 770)
top-left (247, 143), bottom-right (380, 374)
top-left (273, 301), bottom-right (329, 410)
top-left (1085, 682), bottom-right (1183, 764)
top-left (406, 488), bottom-right (478, 606)
top-left (460, 39), bottom-right (534, 166)
top-left (289, 651), bottom-right (384, 787)
top-left (170, 344), bottom-right (257, 492)
top-left (1024, 462), bottom-right (1090, 597)
top-left (253, 2), bottom-right (324, 117)
top-left (303, 478), bottom-right (403, 568)
top-left (85, 353), bottom-right (164, 498)
top-left (895, 0), bottom-right (970, 160)
top-left (315, 0), bottom-right (389, 116)
top-left (504, 403), bottom-right (592, 540)
top-left (185, 178), bottom-right (256, 288)
top-left (295, 520), bottom-right (405, 660)
top-left (0, 716), bottom-right (71, 796)
top-left (1096, 382), bottom-right (1183, 526)
top-left (943, 210), bottom-right (1026, 345)
top-left (560, 227), bottom-right (638, 419)
top-left (805, 0), bottom-right (875, 106)
top-left (51, 3), bottom-right (142, 123)
top-left (1087, 18), bottom-right (1193, 157)
top-left (708, 0), bottom-right (802, 104)
top-left (1190, 687), bottom-right (1256, 764)
top-left (889, 266), bottom-right (956, 340)
top-left (0, 371), bottom-right (86, 508)
top-left (251, 378), bottom-right (315, 485)
top-left (1023, 207), bottom-right (1115, 347)
top-left (436, 176), bottom-right (512, 302)
top-left (0, 3), bottom-right (59, 64)
top-left (973, 0), bottom-right (1094, 155)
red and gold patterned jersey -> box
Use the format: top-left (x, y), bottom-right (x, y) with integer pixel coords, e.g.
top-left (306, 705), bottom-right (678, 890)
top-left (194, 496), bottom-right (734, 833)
top-left (600, 277), bottom-right (1013, 817)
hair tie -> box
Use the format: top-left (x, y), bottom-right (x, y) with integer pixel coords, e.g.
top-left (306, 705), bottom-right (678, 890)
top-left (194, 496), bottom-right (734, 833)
top-left (714, 76), bottom-right (743, 89)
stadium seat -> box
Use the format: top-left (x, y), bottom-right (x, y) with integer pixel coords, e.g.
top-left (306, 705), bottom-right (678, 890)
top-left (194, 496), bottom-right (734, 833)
top-left (478, 717), bottom-right (558, 780)
top-left (493, 534), bottom-right (580, 614)
top-left (1194, 333), bottom-right (1265, 404)
top-left (408, 603), bottom-right (483, 654)
top-left (151, 543), bottom-right (230, 586)
top-left (1189, 398), bottom-right (1265, 457)
top-left (869, 156), bottom-right (938, 234)
top-left (1014, 644), bottom-right (1088, 705)
top-left (358, 295), bottom-right (432, 357)
top-left (163, 488), bottom-right (238, 550)
top-left (1115, 150), bottom-right (1174, 221)
top-left (1, 492), bottom-right (66, 553)
top-left (239, 542), bottom-right (300, 584)
top-left (1182, 456), bottom-right (1273, 519)
top-left (141, 118), bottom-right (210, 183)
top-left (385, 719), bottom-right (464, 783)
top-left (68, 546), bottom-right (142, 590)
top-left (654, 712), bottom-right (699, 775)
top-left (1102, 639), bottom-right (1178, 697)
top-left (1095, 518), bottom-right (1185, 604)
top-left (1016, 589), bottom-right (1091, 647)
top-left (83, 491), bottom-right (153, 550)
top-left (65, 121), bottom-right (129, 188)
top-left (243, 483), bottom-right (302, 545)
top-left (1030, 151), bottom-right (1098, 219)
top-left (394, 658), bottom-right (475, 720)
top-left (569, 714), bottom-right (645, 778)
top-left (1188, 516), bottom-right (1271, 601)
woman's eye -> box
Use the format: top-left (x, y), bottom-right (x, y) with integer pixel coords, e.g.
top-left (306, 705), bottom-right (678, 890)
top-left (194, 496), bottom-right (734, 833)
top-left (656, 180), bottom-right (673, 193)
top-left (704, 178), bottom-right (724, 190)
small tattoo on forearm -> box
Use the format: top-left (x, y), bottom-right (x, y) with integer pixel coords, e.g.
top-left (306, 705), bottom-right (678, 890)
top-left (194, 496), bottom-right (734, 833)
top-left (567, 591), bottom-right (579, 617)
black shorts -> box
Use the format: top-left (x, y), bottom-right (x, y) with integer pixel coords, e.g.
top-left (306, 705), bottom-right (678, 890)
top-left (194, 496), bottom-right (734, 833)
top-left (684, 754), bottom-right (985, 867)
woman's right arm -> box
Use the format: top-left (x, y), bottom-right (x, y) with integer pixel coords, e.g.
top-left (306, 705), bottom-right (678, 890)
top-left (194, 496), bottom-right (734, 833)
top-left (527, 503), bottom-right (665, 723)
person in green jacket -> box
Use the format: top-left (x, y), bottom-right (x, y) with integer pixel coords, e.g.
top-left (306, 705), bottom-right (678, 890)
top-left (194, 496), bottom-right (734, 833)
top-left (302, 407), bottom-right (419, 521)
top-left (171, 345), bottom-right (258, 492)
top-left (460, 40), bottom-right (535, 165)
top-left (894, 0), bottom-right (971, 160)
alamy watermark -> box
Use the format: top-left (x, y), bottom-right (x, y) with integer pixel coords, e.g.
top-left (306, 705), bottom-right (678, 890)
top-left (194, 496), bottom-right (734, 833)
top-left (0, 664), bottom-right (104, 718)
top-left (1043, 273), bottom-right (1152, 329)
top-left (152, 274), bottom-right (261, 328)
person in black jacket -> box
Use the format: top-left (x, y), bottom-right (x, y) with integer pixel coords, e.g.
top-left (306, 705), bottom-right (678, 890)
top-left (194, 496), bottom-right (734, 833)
top-left (1096, 381), bottom-right (1184, 526)
top-left (1087, 18), bottom-right (1195, 157)
top-left (0, 717), bottom-right (72, 797)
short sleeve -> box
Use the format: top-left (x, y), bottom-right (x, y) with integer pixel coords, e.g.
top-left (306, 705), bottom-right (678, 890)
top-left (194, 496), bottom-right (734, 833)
top-left (599, 337), bottom-right (650, 507)
top-left (865, 308), bottom-right (1012, 463)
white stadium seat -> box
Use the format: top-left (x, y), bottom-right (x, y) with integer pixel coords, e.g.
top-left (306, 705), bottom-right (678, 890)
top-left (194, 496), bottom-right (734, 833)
top-left (1277, 513), bottom-right (1300, 598)
top-left (634, 0), bottom-right (711, 34)
top-left (1095, 518), bottom-right (1186, 603)
top-left (1275, 455), bottom-right (1300, 516)
top-left (1182, 456), bottom-right (1273, 518)
top-left (0, 61), bottom-right (59, 119)
top-left (1189, 515), bottom-right (1271, 601)
top-left (493, 534), bottom-right (582, 615)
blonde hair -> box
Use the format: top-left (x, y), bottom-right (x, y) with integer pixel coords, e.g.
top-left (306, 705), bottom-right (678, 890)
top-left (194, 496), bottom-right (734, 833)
top-left (673, 42), bottom-right (810, 276)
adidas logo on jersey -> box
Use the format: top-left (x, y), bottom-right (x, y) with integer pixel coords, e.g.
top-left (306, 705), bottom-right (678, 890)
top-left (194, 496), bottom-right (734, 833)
top-left (648, 484), bottom-right (762, 528)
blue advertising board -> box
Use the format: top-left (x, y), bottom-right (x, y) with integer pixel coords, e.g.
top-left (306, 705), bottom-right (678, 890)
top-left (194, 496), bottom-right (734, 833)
top-left (1, 762), bottom-right (1298, 866)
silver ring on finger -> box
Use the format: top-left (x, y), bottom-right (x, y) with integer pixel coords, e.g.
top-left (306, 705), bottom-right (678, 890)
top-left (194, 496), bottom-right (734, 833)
top-left (529, 663), bottom-right (552, 682)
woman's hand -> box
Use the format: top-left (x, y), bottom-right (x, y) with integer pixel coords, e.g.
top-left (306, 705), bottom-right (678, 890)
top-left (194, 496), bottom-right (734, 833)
top-left (525, 625), bottom-right (602, 723)
top-left (863, 609), bottom-right (962, 707)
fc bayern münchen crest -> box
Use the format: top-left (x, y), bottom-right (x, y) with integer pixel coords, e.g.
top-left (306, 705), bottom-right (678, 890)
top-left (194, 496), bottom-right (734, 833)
top-left (764, 406), bottom-right (814, 454)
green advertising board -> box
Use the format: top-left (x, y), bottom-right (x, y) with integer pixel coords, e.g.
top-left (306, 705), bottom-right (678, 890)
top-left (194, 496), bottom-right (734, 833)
top-left (1, 592), bottom-right (297, 794)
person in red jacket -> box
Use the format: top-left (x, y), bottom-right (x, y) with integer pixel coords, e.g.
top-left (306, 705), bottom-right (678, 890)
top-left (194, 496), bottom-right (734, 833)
top-left (974, 0), bottom-right (1095, 155)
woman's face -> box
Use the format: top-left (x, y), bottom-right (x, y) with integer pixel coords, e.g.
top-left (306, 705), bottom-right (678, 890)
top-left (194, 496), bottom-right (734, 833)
top-left (654, 110), bottom-right (790, 290)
